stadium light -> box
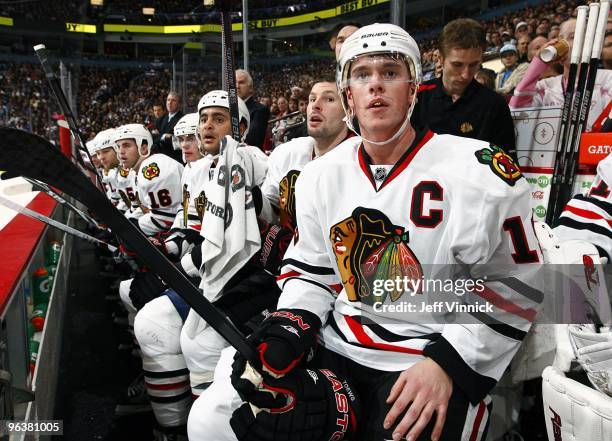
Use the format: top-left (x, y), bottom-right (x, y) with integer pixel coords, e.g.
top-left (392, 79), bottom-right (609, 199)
top-left (143, 7), bottom-right (155, 15)
top-left (90, 0), bottom-right (103, 5)
top-left (203, 0), bottom-right (215, 6)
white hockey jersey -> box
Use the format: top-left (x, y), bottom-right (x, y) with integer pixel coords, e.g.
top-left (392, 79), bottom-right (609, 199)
top-left (135, 154), bottom-right (184, 236)
top-left (102, 167), bottom-right (122, 208)
top-left (260, 136), bottom-right (316, 229)
top-left (278, 129), bottom-right (543, 405)
top-left (115, 167), bottom-right (142, 219)
top-left (555, 153), bottom-right (612, 260)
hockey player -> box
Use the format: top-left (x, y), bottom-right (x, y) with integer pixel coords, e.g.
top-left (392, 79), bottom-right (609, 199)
top-left (257, 78), bottom-right (352, 275)
top-left (94, 128), bottom-right (123, 208)
top-left (554, 153), bottom-right (612, 262)
top-left (188, 24), bottom-right (543, 441)
top-left (129, 92), bottom-right (258, 440)
top-left (114, 123), bottom-right (184, 237)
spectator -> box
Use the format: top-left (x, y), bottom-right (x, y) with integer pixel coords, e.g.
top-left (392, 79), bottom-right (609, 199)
top-left (153, 91), bottom-right (184, 162)
top-left (517, 34), bottom-right (531, 63)
top-left (412, 18), bottom-right (517, 158)
top-left (495, 44), bottom-right (528, 95)
top-left (236, 69), bottom-right (270, 149)
top-left (548, 25), bottom-right (560, 40)
top-left (528, 35), bottom-right (548, 62)
top-left (511, 18), bottom-right (612, 131)
top-left (488, 31), bottom-right (502, 52)
top-left (515, 21), bottom-right (529, 40)
top-left (150, 101), bottom-right (166, 140)
top-left (603, 31), bottom-right (612, 70)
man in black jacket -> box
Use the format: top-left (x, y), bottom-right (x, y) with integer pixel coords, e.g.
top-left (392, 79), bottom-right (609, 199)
top-left (236, 69), bottom-right (269, 149)
top-left (412, 19), bottom-right (517, 160)
top-left (153, 91), bottom-right (184, 162)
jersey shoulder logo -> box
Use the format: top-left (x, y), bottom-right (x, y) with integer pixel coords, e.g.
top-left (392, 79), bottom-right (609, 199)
top-left (475, 144), bottom-right (522, 186)
top-left (230, 164), bottom-right (245, 192)
top-left (330, 207), bottom-right (423, 303)
top-left (142, 162), bottom-right (160, 180)
top-left (459, 121), bottom-right (473, 134)
top-left (119, 167), bottom-right (130, 178)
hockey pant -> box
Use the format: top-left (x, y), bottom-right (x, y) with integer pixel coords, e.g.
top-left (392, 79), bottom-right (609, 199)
top-left (119, 279), bottom-right (138, 338)
top-left (181, 266), bottom-right (280, 397)
top-left (134, 292), bottom-right (191, 428)
top-left (188, 345), bottom-right (492, 441)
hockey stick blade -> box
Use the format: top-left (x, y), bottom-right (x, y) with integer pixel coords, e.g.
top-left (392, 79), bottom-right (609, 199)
top-left (0, 193), bottom-right (117, 252)
top-left (0, 127), bottom-right (258, 362)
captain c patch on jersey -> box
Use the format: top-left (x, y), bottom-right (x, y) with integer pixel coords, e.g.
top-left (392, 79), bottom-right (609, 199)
top-left (330, 207), bottom-right (423, 303)
top-left (475, 144), bottom-right (522, 186)
top-left (142, 162), bottom-right (160, 180)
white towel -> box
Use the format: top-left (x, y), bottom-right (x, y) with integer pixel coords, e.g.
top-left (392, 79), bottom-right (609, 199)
top-left (200, 136), bottom-right (268, 302)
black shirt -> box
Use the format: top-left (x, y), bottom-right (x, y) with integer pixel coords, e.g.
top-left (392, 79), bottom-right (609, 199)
top-left (412, 76), bottom-right (516, 159)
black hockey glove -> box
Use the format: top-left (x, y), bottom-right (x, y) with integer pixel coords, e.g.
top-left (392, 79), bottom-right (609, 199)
top-left (230, 367), bottom-right (360, 441)
top-left (129, 270), bottom-right (167, 310)
top-left (251, 309), bottom-right (321, 377)
top-left (256, 221), bottom-right (294, 276)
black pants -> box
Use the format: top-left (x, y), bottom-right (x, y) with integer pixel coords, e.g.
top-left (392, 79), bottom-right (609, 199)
top-left (309, 346), bottom-right (492, 441)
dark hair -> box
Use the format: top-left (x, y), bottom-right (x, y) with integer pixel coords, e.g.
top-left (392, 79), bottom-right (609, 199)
top-left (439, 18), bottom-right (487, 56)
top-left (474, 68), bottom-right (496, 90)
top-left (328, 22), bottom-right (362, 42)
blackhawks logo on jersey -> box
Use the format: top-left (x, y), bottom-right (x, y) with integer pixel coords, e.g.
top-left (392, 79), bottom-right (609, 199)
top-left (279, 170), bottom-right (300, 230)
top-left (142, 162), bottom-right (160, 180)
top-left (330, 207), bottom-right (423, 303)
top-left (119, 167), bottom-right (130, 178)
top-left (475, 144), bottom-right (522, 186)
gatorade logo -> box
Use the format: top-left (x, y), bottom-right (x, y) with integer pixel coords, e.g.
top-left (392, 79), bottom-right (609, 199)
top-left (535, 205), bottom-right (546, 218)
top-left (538, 175), bottom-right (549, 188)
top-left (587, 145), bottom-right (611, 155)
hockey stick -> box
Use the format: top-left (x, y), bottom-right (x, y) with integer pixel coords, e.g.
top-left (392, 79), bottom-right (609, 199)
top-left (0, 127), bottom-right (258, 362)
top-left (219, 0), bottom-right (241, 142)
top-left (33, 44), bottom-right (104, 190)
top-left (23, 177), bottom-right (102, 229)
top-left (545, 5), bottom-right (588, 225)
top-left (0, 193), bottom-right (117, 252)
top-left (554, 0), bottom-right (610, 221)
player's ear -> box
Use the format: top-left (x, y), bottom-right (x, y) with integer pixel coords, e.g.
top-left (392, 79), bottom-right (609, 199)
top-left (141, 141), bottom-right (149, 156)
top-left (346, 88), bottom-right (355, 113)
top-left (239, 122), bottom-right (247, 137)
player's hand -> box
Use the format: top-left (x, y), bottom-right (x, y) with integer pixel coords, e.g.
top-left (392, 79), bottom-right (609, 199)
top-left (230, 366), bottom-right (360, 441)
top-left (383, 358), bottom-right (452, 441)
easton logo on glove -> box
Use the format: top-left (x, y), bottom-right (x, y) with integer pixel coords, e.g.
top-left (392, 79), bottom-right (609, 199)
top-left (230, 366), bottom-right (360, 441)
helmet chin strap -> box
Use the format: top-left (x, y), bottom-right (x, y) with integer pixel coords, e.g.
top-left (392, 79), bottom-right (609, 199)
top-left (346, 95), bottom-right (417, 146)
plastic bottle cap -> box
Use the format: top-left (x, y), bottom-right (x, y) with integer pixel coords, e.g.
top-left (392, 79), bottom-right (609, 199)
top-left (33, 267), bottom-right (49, 277)
top-left (32, 317), bottom-right (44, 331)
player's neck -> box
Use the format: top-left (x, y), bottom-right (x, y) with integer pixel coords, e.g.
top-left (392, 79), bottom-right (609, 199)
top-left (314, 128), bottom-right (347, 157)
top-left (362, 124), bottom-right (415, 165)
top-left (132, 157), bottom-right (145, 171)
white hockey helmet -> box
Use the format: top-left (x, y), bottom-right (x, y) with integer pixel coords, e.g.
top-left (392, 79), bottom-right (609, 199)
top-left (196, 90), bottom-right (250, 141)
top-left (336, 23), bottom-right (422, 141)
top-left (172, 113), bottom-right (199, 150)
top-left (86, 137), bottom-right (99, 157)
top-left (92, 128), bottom-right (116, 154)
top-left (113, 123), bottom-right (152, 158)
